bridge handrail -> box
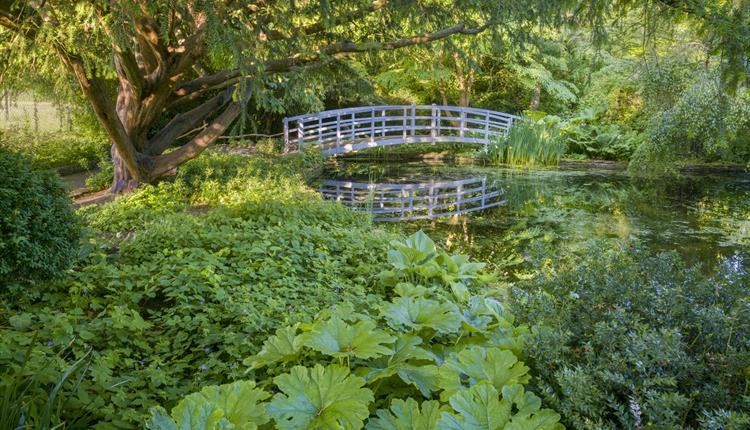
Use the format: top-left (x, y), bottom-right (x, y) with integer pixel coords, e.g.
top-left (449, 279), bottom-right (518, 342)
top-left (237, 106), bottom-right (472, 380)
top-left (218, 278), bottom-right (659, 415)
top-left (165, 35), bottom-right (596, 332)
top-left (283, 105), bottom-right (522, 155)
top-left (285, 104), bottom-right (520, 122)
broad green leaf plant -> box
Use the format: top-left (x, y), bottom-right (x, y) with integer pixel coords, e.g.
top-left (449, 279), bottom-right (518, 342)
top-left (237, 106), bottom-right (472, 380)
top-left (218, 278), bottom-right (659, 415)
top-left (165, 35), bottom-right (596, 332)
top-left (147, 231), bottom-right (560, 430)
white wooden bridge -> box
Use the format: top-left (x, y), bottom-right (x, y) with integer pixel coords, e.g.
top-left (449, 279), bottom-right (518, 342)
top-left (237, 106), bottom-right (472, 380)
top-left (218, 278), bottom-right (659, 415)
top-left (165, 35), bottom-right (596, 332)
top-left (318, 177), bottom-right (505, 221)
top-left (284, 105), bottom-right (520, 155)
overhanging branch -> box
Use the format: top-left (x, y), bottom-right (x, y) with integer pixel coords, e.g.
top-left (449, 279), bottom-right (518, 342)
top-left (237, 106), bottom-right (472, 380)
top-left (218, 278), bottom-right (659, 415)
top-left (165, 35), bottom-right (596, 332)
top-left (264, 22), bottom-right (493, 72)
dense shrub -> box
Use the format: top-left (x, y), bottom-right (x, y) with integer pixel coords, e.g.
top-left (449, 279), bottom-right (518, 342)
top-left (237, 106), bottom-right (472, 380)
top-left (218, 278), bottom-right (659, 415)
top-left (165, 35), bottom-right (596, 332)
top-left (148, 232), bottom-right (560, 430)
top-left (0, 148), bottom-right (80, 283)
top-left (630, 77), bottom-right (750, 177)
top-left (513, 242), bottom-right (750, 429)
top-left (559, 109), bottom-right (640, 161)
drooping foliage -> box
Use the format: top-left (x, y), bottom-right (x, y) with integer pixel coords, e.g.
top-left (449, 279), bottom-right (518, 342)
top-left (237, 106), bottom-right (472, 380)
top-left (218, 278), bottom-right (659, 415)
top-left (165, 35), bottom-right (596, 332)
top-left (631, 77), bottom-right (750, 177)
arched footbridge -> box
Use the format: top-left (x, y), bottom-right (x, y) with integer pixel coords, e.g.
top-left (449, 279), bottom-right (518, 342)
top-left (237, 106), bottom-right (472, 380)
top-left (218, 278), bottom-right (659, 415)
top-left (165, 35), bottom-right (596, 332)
top-left (283, 105), bottom-right (520, 155)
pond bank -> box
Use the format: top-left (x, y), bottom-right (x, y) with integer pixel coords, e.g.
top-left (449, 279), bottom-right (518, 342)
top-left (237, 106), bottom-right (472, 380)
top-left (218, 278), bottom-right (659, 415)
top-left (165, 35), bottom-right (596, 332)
top-left (339, 150), bottom-right (748, 175)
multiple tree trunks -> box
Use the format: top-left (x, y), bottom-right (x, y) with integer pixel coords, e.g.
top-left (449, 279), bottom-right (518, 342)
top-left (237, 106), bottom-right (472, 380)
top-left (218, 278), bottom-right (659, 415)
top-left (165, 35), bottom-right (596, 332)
top-left (0, 1), bottom-right (497, 194)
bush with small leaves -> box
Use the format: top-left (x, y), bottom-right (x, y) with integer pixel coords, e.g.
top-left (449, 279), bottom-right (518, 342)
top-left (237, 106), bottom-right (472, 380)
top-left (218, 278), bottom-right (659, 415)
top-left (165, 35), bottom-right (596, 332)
top-left (0, 148), bottom-right (80, 284)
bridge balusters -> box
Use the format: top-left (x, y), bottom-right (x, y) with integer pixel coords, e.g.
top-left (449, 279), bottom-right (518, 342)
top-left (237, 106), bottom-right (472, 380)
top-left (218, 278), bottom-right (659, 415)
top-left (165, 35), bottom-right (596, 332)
top-left (481, 177), bottom-right (486, 207)
top-left (297, 122), bottom-right (304, 151)
top-left (318, 117), bottom-right (322, 144)
top-left (459, 107), bottom-right (465, 138)
top-left (335, 113), bottom-right (341, 153)
top-left (484, 112), bottom-right (490, 145)
top-left (283, 105), bottom-right (520, 155)
top-left (402, 107), bottom-right (407, 138)
top-left (430, 104), bottom-right (436, 144)
top-left (381, 109), bottom-right (386, 137)
top-left (370, 110), bottom-right (375, 140)
top-left (436, 107), bottom-right (441, 135)
top-left (411, 105), bottom-right (416, 137)
top-left (283, 118), bottom-right (289, 153)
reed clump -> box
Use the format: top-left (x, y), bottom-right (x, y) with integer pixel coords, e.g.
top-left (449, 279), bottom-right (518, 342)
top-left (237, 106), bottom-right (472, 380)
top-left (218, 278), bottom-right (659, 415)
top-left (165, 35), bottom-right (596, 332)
top-left (479, 118), bottom-right (565, 167)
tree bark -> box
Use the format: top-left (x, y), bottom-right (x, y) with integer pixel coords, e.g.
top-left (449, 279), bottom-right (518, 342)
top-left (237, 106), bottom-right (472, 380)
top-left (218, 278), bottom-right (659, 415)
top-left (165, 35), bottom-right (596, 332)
top-left (529, 84), bottom-right (541, 110)
top-left (110, 145), bottom-right (140, 194)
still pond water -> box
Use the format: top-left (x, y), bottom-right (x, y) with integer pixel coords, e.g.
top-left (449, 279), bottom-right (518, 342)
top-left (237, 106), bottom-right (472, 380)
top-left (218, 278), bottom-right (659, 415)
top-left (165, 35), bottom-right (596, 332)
top-left (317, 161), bottom-right (750, 273)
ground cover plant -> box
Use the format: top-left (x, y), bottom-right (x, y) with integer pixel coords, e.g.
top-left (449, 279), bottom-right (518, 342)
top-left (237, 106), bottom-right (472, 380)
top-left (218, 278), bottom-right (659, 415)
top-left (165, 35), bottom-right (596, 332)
top-left (0, 152), bottom-right (397, 427)
top-left (146, 231), bottom-right (561, 430)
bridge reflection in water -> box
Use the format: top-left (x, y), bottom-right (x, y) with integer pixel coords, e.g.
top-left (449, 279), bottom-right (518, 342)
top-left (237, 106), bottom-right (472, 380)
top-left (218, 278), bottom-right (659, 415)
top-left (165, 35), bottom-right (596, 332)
top-left (318, 177), bottom-right (505, 221)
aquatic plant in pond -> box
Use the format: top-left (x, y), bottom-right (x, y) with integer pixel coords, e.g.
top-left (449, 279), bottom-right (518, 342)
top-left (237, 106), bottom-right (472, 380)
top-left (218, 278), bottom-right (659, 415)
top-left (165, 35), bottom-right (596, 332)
top-left (478, 118), bottom-right (565, 167)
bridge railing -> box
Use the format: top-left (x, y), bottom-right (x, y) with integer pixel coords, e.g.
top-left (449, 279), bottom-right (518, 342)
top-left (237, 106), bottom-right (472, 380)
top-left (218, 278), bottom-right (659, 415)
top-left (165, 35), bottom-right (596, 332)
top-left (284, 105), bottom-right (521, 155)
top-left (318, 177), bottom-right (505, 221)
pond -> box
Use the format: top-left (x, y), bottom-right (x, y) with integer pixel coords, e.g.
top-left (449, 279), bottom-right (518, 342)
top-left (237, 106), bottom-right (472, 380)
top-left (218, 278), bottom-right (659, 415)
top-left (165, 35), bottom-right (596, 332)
top-left (316, 160), bottom-right (750, 274)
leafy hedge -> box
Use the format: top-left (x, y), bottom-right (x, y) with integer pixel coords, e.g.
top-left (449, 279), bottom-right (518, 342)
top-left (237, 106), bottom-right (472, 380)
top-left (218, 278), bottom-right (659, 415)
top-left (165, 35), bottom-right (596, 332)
top-left (147, 232), bottom-right (561, 430)
top-left (0, 147), bottom-right (80, 283)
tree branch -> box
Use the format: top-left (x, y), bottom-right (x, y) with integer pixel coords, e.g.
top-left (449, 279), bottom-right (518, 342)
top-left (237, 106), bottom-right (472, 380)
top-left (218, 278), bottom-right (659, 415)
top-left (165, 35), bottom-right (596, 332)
top-left (167, 10), bottom-right (208, 80)
top-left (135, 15), bottom-right (168, 74)
top-left (150, 87), bottom-right (250, 178)
top-left (171, 20), bottom-right (492, 104)
top-left (173, 69), bottom-right (240, 96)
top-left (266, 0), bottom-right (389, 40)
top-left (264, 22), bottom-right (492, 73)
top-left (146, 86), bottom-right (236, 155)
top-left (92, 3), bottom-right (146, 96)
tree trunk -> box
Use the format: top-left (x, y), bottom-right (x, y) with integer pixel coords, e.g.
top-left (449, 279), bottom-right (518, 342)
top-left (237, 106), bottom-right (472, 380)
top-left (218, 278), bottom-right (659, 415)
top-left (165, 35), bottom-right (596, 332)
top-left (3, 91), bottom-right (8, 122)
top-left (455, 62), bottom-right (474, 107)
top-left (529, 84), bottom-right (541, 110)
top-left (110, 145), bottom-right (140, 194)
